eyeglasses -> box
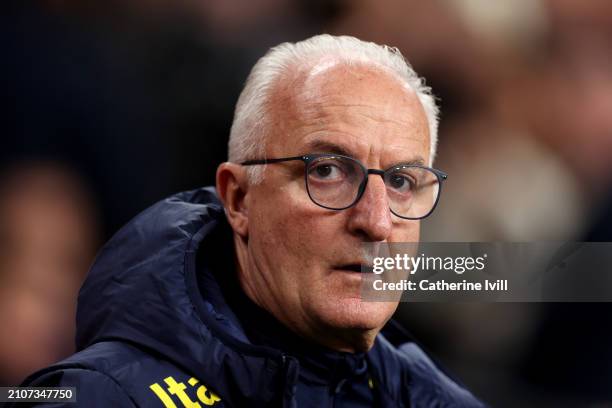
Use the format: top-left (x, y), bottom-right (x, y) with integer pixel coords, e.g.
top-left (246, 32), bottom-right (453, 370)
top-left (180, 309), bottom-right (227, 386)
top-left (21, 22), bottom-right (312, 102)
top-left (241, 153), bottom-right (447, 220)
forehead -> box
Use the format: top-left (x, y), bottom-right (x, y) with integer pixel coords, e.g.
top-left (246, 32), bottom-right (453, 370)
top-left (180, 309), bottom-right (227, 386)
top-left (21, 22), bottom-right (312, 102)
top-left (266, 61), bottom-right (430, 164)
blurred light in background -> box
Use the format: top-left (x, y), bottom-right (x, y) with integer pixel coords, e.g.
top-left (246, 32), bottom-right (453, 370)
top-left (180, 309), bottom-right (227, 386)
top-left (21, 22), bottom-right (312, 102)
top-left (0, 162), bottom-right (98, 385)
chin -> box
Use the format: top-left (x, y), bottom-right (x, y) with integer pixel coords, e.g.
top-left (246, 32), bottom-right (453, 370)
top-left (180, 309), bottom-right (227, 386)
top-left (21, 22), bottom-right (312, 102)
top-left (313, 296), bottom-right (398, 332)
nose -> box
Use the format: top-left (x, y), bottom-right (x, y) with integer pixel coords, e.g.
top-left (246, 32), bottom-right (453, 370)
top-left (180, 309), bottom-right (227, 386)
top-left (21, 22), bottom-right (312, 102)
top-left (346, 175), bottom-right (392, 241)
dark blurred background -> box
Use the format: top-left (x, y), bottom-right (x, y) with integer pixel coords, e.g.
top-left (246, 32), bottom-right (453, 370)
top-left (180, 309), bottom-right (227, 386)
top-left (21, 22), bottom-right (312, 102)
top-left (1, 0), bottom-right (611, 406)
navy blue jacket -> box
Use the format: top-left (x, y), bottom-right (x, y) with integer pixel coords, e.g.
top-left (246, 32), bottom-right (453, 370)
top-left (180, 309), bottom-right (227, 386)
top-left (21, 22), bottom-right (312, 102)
top-left (18, 187), bottom-right (484, 407)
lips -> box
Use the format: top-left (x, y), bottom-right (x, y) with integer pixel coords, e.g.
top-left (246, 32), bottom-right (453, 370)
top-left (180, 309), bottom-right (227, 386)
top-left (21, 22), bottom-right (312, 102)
top-left (335, 263), bottom-right (373, 273)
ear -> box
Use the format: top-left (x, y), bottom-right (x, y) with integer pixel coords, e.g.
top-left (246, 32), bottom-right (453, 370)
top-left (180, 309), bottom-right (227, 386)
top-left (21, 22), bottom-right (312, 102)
top-left (216, 162), bottom-right (250, 238)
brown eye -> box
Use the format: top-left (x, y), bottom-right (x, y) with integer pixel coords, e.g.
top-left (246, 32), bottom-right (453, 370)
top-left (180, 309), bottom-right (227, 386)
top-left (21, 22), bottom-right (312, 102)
top-left (308, 160), bottom-right (346, 181)
top-left (387, 172), bottom-right (414, 193)
top-left (315, 165), bottom-right (333, 178)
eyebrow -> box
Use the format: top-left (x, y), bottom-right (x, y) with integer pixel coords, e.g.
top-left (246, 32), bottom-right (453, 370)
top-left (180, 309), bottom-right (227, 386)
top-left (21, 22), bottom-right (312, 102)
top-left (300, 139), bottom-right (427, 168)
top-left (302, 140), bottom-right (354, 157)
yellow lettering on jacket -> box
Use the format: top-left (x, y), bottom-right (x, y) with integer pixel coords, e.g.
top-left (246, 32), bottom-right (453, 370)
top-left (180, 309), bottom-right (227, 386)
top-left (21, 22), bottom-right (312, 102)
top-left (150, 383), bottom-right (178, 408)
top-left (150, 375), bottom-right (222, 407)
top-left (188, 377), bottom-right (222, 406)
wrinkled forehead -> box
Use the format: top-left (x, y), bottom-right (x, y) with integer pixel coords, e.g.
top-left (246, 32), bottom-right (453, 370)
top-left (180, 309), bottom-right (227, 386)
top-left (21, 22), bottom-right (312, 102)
top-left (266, 59), bottom-right (430, 162)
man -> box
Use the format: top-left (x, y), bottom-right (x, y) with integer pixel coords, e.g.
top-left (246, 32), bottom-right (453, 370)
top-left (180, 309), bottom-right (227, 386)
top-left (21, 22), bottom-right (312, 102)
top-left (16, 35), bottom-right (483, 407)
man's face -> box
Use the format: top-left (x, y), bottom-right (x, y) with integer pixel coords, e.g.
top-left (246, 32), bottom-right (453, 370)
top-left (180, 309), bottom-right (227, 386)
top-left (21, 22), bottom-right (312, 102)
top-left (242, 63), bottom-right (430, 348)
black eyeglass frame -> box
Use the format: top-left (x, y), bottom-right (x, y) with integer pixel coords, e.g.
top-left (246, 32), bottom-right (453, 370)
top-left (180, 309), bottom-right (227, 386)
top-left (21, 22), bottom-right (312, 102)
top-left (241, 153), bottom-right (448, 220)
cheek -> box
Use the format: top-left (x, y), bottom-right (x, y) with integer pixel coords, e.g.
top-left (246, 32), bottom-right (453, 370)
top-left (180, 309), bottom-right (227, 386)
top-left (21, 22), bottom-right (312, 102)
top-left (390, 220), bottom-right (420, 242)
top-left (250, 188), bottom-right (340, 265)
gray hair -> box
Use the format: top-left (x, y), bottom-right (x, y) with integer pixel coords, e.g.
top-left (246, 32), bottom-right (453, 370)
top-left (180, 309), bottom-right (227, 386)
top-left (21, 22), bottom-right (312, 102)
top-left (228, 34), bottom-right (439, 183)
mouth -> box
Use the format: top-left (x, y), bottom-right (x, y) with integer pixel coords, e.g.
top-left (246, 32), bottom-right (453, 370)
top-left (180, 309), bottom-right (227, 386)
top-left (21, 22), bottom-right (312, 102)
top-left (335, 263), bottom-right (373, 274)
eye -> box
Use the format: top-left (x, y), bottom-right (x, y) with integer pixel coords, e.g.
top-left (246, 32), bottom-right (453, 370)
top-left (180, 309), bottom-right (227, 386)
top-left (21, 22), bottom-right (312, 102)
top-left (315, 164), bottom-right (334, 178)
top-left (386, 172), bottom-right (415, 193)
top-left (309, 161), bottom-right (345, 181)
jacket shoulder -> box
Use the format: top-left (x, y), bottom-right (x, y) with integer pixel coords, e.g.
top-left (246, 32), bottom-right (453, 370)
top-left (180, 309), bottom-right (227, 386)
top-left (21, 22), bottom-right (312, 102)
top-left (372, 333), bottom-right (486, 407)
top-left (20, 341), bottom-right (206, 408)
top-left (396, 341), bottom-right (485, 407)
top-left (15, 367), bottom-right (135, 408)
